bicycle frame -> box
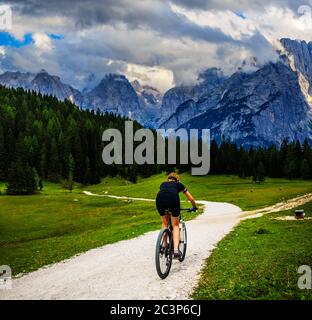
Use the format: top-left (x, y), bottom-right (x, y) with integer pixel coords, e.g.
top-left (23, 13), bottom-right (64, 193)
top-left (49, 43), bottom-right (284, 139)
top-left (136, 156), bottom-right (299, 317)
top-left (165, 209), bottom-right (188, 230)
top-left (155, 208), bottom-right (188, 278)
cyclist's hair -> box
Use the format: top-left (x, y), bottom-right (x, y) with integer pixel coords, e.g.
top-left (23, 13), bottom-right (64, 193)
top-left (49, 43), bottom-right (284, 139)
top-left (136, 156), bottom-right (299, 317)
top-left (167, 172), bottom-right (180, 182)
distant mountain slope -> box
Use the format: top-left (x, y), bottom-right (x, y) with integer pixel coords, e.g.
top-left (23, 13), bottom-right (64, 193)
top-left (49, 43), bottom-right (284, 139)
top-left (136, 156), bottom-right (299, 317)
top-left (175, 62), bottom-right (311, 146)
top-left (0, 69), bottom-right (80, 102)
top-left (159, 68), bottom-right (226, 124)
top-left (77, 74), bottom-right (140, 119)
top-left (280, 38), bottom-right (312, 92)
top-left (2, 38), bottom-right (312, 146)
top-left (0, 71), bottom-right (157, 126)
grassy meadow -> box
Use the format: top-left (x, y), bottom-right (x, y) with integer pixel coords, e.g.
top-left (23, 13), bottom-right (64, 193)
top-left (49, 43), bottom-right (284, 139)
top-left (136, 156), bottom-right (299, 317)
top-left (1, 173), bottom-right (312, 277)
top-left (192, 201), bottom-right (312, 300)
top-left (87, 173), bottom-right (312, 210)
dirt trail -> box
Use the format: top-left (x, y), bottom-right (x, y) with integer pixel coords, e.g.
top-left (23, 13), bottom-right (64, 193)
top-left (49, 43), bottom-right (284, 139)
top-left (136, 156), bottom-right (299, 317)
top-left (1, 191), bottom-right (311, 300)
top-left (240, 192), bottom-right (312, 220)
top-left (1, 195), bottom-right (242, 300)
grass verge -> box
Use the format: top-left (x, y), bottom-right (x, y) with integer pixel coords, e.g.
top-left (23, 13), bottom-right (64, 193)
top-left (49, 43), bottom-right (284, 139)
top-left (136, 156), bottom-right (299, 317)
top-left (86, 173), bottom-right (312, 210)
top-left (1, 173), bottom-right (312, 276)
top-left (192, 202), bottom-right (312, 300)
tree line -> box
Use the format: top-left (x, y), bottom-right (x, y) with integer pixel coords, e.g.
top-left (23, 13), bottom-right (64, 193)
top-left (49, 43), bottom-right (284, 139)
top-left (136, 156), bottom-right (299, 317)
top-left (0, 85), bottom-right (311, 195)
top-left (176, 138), bottom-right (312, 182)
top-left (0, 86), bottom-right (164, 194)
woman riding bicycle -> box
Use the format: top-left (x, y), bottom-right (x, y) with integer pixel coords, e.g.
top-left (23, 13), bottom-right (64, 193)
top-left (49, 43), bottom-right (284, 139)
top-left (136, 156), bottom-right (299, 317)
top-left (156, 172), bottom-right (197, 259)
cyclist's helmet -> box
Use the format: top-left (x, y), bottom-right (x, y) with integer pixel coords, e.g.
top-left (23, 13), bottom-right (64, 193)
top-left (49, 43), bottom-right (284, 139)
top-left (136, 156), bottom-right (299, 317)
top-left (167, 172), bottom-right (180, 182)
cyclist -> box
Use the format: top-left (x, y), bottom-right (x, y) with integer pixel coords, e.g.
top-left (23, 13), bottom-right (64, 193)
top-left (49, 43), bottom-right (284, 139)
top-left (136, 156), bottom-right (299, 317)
top-left (156, 172), bottom-right (197, 259)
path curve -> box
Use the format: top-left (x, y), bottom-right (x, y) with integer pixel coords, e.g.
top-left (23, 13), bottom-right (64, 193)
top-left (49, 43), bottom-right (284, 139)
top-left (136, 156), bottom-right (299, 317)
top-left (1, 194), bottom-right (242, 300)
top-left (240, 192), bottom-right (312, 220)
top-left (3, 191), bottom-right (312, 300)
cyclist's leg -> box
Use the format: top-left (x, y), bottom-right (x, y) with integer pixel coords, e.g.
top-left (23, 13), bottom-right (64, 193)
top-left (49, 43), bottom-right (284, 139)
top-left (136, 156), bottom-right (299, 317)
top-left (160, 214), bottom-right (170, 248)
top-left (171, 216), bottom-right (180, 251)
top-left (161, 214), bottom-right (170, 229)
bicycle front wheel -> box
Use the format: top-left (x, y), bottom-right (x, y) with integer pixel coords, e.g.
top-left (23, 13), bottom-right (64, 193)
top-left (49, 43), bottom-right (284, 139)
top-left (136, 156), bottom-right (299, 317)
top-left (155, 228), bottom-right (173, 279)
top-left (179, 221), bottom-right (187, 262)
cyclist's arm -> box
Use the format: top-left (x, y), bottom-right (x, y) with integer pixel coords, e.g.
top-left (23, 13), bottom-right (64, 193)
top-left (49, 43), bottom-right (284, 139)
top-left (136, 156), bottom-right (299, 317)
top-left (183, 190), bottom-right (196, 208)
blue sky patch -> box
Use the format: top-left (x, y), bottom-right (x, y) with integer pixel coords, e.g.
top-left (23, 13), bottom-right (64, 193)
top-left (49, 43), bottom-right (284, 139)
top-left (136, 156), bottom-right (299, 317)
top-left (0, 32), bottom-right (64, 48)
top-left (235, 12), bottom-right (247, 20)
top-left (0, 32), bottom-right (33, 47)
top-left (48, 33), bottom-right (64, 40)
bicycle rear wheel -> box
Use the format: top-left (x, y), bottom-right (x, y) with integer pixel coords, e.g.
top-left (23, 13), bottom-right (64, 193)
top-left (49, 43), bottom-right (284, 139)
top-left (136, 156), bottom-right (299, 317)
top-left (179, 221), bottom-right (187, 262)
top-left (155, 228), bottom-right (173, 279)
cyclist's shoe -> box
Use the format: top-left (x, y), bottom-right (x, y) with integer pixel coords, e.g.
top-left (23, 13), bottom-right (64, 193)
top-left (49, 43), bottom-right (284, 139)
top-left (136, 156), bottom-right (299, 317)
top-left (173, 250), bottom-right (182, 259)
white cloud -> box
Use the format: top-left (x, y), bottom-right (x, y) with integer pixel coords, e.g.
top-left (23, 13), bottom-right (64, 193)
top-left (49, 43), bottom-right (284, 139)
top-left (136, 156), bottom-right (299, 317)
top-left (125, 63), bottom-right (174, 92)
top-left (2, 0), bottom-right (312, 93)
top-left (32, 33), bottom-right (54, 51)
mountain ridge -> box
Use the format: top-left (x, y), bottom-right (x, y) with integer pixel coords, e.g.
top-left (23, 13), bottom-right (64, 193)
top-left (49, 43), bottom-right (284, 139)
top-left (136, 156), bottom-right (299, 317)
top-left (1, 38), bottom-right (312, 146)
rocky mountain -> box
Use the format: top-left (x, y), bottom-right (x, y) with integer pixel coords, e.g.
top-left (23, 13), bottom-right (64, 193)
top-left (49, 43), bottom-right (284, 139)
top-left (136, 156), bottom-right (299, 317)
top-left (78, 74), bottom-right (143, 123)
top-left (0, 70), bottom-right (153, 125)
top-left (0, 71), bottom-right (34, 89)
top-left (160, 41), bottom-right (312, 146)
top-left (280, 38), bottom-right (312, 92)
top-left (1, 39), bottom-right (312, 146)
top-left (0, 69), bottom-right (80, 102)
top-left (131, 80), bottom-right (162, 127)
top-left (131, 80), bottom-right (162, 107)
top-left (159, 68), bottom-right (226, 125)
top-left (175, 62), bottom-right (311, 146)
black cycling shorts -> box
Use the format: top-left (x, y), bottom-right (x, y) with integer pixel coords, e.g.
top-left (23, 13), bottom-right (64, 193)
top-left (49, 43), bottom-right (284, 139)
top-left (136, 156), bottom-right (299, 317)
top-left (156, 192), bottom-right (180, 217)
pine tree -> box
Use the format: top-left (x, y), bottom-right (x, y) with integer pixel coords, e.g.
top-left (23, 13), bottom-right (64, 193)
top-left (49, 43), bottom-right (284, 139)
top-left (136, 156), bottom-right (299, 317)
top-left (238, 150), bottom-right (249, 179)
top-left (252, 161), bottom-right (266, 183)
top-left (257, 161), bottom-right (266, 183)
top-left (284, 160), bottom-right (297, 179)
top-left (301, 159), bottom-right (311, 180)
top-left (0, 124), bottom-right (6, 180)
top-left (33, 167), bottom-right (40, 191)
top-left (6, 160), bottom-right (37, 195)
top-left (83, 156), bottom-right (91, 185)
top-left (66, 153), bottom-right (75, 192)
top-left (47, 138), bottom-right (60, 182)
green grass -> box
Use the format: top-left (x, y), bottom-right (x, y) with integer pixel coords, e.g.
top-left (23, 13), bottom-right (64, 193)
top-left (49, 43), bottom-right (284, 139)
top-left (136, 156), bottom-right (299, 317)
top-left (86, 173), bottom-right (312, 210)
top-left (192, 202), bottom-right (312, 300)
top-left (1, 173), bottom-right (312, 277)
top-left (0, 181), bottom-right (199, 275)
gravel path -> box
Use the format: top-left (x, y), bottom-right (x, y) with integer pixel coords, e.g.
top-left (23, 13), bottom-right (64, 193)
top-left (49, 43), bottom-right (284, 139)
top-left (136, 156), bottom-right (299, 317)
top-left (0, 195), bottom-right (242, 300)
top-left (3, 191), bottom-right (311, 300)
top-left (240, 192), bottom-right (312, 220)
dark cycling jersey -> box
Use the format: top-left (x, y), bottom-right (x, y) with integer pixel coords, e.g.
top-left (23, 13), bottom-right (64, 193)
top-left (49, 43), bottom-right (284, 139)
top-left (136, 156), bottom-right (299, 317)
top-left (156, 181), bottom-right (187, 217)
top-left (158, 181), bottom-right (187, 195)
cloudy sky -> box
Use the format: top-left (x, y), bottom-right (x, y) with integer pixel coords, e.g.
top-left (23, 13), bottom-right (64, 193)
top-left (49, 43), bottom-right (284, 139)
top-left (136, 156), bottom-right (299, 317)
top-left (0, 0), bottom-right (312, 92)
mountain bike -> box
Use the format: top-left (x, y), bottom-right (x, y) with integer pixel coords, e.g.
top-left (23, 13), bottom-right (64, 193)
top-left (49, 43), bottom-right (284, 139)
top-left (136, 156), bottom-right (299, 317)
top-left (155, 208), bottom-right (191, 279)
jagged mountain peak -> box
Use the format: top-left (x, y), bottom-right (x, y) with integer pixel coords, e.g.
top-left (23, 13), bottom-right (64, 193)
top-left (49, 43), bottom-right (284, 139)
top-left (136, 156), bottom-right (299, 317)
top-left (38, 69), bottom-right (48, 74)
top-left (1, 38), bottom-right (312, 145)
top-left (162, 59), bottom-right (312, 146)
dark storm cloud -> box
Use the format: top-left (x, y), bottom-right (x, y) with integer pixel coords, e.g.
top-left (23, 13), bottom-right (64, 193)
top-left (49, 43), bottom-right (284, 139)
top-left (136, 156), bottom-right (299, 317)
top-left (7, 0), bottom-right (306, 35)
top-left (7, 0), bottom-right (238, 45)
top-left (170, 0), bottom-right (305, 12)
top-left (2, 0), bottom-right (304, 90)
